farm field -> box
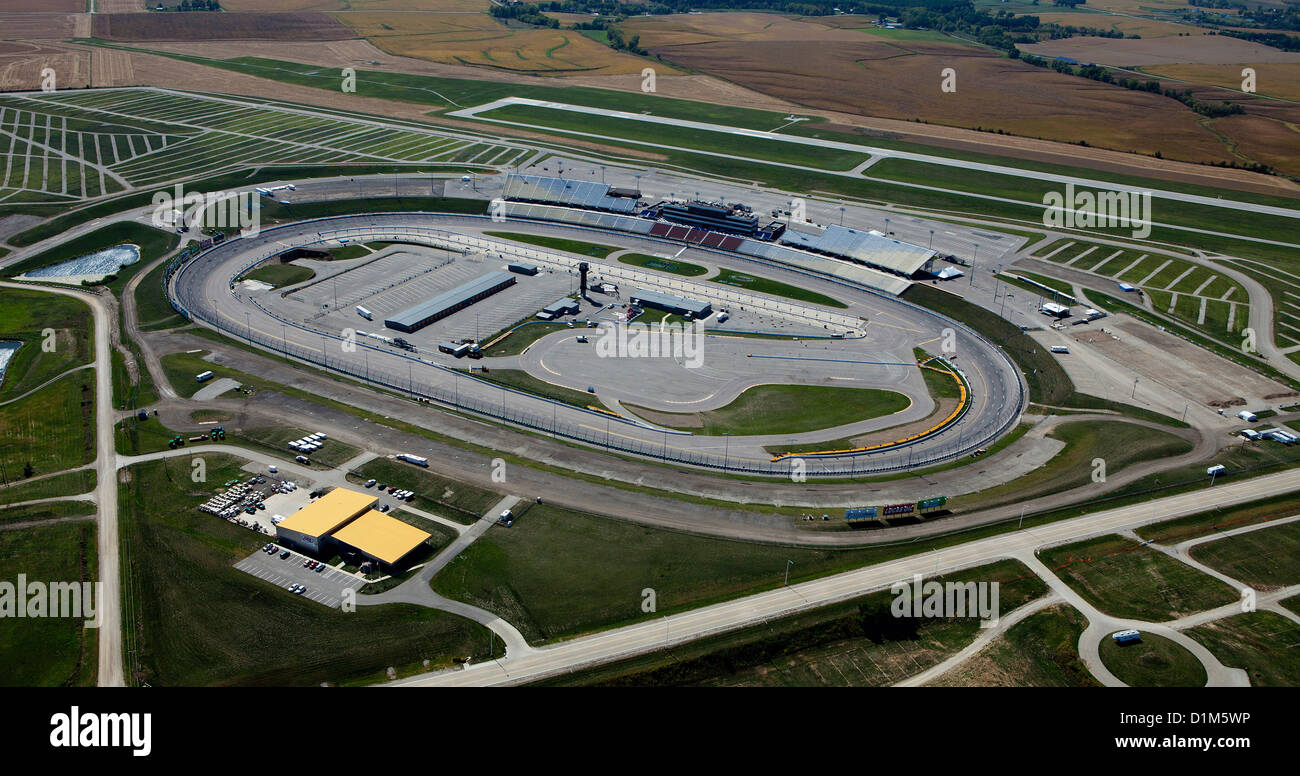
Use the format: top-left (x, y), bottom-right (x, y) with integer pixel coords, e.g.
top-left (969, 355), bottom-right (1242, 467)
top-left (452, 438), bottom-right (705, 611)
top-left (91, 12), bottom-right (355, 42)
top-left (1040, 534), bottom-right (1239, 621)
top-left (339, 11), bottom-right (647, 75)
top-left (1033, 238), bottom-right (1249, 344)
top-left (1020, 34), bottom-right (1300, 67)
top-left (1142, 62), bottom-right (1300, 102)
top-left (0, 372), bottom-right (96, 483)
top-left (0, 88), bottom-right (526, 203)
top-left (622, 12), bottom-right (1230, 164)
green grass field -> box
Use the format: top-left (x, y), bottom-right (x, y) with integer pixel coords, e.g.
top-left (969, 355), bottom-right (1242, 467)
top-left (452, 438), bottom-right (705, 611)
top-left (1099, 632), bottom-right (1207, 687)
top-left (1187, 611), bottom-right (1300, 687)
top-left (624, 384), bottom-right (910, 436)
top-left (710, 268), bottom-right (847, 308)
top-left (117, 455), bottom-right (491, 686)
top-left (0, 286), bottom-right (94, 402)
top-left (1136, 492), bottom-right (1300, 544)
top-left (432, 501), bottom-right (962, 645)
top-left (617, 252), bottom-right (707, 277)
top-left (0, 498), bottom-right (95, 527)
top-left (0, 469), bottom-right (95, 507)
top-left (240, 262), bottom-right (315, 289)
top-left (234, 426), bottom-right (362, 471)
top-left (1041, 534), bottom-right (1239, 621)
top-left (480, 321), bottom-right (570, 357)
top-left (133, 258), bottom-right (189, 331)
top-left (1188, 521), bottom-right (1300, 589)
top-left (482, 230), bottom-right (621, 258)
top-left (929, 604), bottom-right (1099, 686)
top-left (0, 519), bottom-right (98, 686)
top-left (0, 372), bottom-right (95, 480)
top-left (465, 368), bottom-right (608, 412)
top-left (540, 560), bottom-right (1045, 686)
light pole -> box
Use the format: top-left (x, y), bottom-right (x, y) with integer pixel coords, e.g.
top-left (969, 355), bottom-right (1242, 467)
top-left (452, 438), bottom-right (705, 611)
top-left (929, 229), bottom-right (934, 250)
top-left (884, 217), bottom-right (890, 235)
top-left (1131, 377), bottom-right (1139, 398)
top-left (784, 559), bottom-right (794, 586)
top-left (839, 205), bottom-right (845, 226)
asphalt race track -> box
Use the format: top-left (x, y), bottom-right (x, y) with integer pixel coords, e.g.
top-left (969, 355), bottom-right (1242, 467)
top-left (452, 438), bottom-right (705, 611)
top-left (170, 212), bottom-right (1025, 477)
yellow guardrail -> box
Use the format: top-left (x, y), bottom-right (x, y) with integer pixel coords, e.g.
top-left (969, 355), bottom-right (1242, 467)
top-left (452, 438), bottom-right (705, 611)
top-left (769, 357), bottom-right (968, 462)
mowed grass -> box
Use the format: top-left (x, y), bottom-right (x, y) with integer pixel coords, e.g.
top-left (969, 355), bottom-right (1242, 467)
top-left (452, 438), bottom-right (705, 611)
top-left (0, 499), bottom-right (95, 528)
top-left (118, 455), bottom-right (492, 686)
top-left (1041, 534), bottom-right (1239, 621)
top-left (0, 372), bottom-right (96, 479)
top-left (480, 320), bottom-right (570, 357)
top-left (1136, 491), bottom-right (1300, 544)
top-left (928, 604), bottom-right (1099, 686)
top-left (159, 350), bottom-right (236, 399)
top-left (351, 457), bottom-right (502, 525)
top-left (0, 519), bottom-right (98, 686)
top-left (1187, 611), bottom-right (1300, 687)
top-left (624, 384), bottom-right (910, 436)
top-left (1099, 632), bottom-right (1207, 687)
top-left (710, 268), bottom-right (847, 308)
top-left (617, 252), bottom-right (707, 277)
top-left (0, 469), bottom-right (95, 506)
top-left (1188, 521), bottom-right (1300, 589)
top-left (0, 287), bottom-right (94, 402)
top-left (482, 230), bottom-right (621, 258)
top-left (465, 367), bottom-right (609, 412)
top-left (240, 262), bottom-right (315, 289)
top-left (541, 560), bottom-right (1046, 686)
top-left (433, 501), bottom-right (940, 645)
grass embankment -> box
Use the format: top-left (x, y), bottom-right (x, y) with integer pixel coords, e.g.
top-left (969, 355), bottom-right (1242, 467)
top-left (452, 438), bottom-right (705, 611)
top-left (1099, 633), bottom-right (1207, 687)
top-left (239, 262), bottom-right (315, 289)
top-left (1041, 534), bottom-right (1239, 621)
top-left (0, 519), bottom-right (98, 686)
top-left (624, 384), bottom-right (910, 436)
top-left (351, 457), bottom-right (503, 525)
top-left (117, 455), bottom-right (492, 686)
top-left (537, 560), bottom-right (1045, 686)
top-left (133, 258), bottom-right (189, 331)
top-left (464, 368), bottom-right (608, 412)
top-left (0, 287), bottom-right (94, 402)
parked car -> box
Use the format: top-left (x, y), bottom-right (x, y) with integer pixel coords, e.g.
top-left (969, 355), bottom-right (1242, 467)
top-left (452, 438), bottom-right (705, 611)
top-left (280, 550), bottom-right (290, 559)
top-left (364, 479), bottom-right (376, 488)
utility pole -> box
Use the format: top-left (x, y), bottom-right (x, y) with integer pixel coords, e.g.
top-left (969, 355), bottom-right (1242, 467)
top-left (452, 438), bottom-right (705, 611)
top-left (784, 559), bottom-right (794, 586)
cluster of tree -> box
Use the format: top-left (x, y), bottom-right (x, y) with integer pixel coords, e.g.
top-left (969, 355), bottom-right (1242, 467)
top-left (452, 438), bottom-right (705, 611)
top-left (156, 0), bottom-right (221, 9)
top-left (605, 25), bottom-right (646, 55)
top-left (1023, 54), bottom-right (1246, 118)
top-left (1222, 30), bottom-right (1300, 52)
top-left (489, 3), bottom-right (561, 27)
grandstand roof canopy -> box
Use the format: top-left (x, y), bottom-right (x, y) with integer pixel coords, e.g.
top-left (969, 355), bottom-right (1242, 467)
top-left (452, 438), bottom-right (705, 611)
top-left (277, 488), bottom-right (376, 539)
top-left (780, 225), bottom-right (934, 276)
top-left (330, 510), bottom-right (432, 565)
top-left (504, 174), bottom-right (637, 214)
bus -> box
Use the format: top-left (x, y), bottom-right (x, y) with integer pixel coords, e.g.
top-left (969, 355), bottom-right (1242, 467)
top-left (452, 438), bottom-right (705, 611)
top-left (195, 370), bottom-right (215, 383)
top-left (396, 453), bottom-right (429, 468)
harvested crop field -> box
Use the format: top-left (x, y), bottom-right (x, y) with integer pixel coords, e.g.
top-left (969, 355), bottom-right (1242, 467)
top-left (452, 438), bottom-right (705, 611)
top-left (1024, 11), bottom-right (1211, 38)
top-left (221, 0), bottom-right (488, 8)
top-left (0, 42), bottom-right (88, 90)
top-left (91, 12), bottom-right (355, 41)
top-left (95, 0), bottom-right (144, 11)
top-left (632, 23), bottom-right (1225, 160)
top-left (343, 12), bottom-right (647, 75)
top-left (3, 0), bottom-right (85, 10)
top-left (1019, 34), bottom-right (1300, 66)
top-left (1143, 62), bottom-right (1300, 102)
top-left (0, 13), bottom-right (83, 40)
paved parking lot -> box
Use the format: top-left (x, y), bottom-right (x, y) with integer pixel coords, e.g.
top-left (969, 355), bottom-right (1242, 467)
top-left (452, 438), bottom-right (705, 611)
top-left (234, 546), bottom-right (364, 608)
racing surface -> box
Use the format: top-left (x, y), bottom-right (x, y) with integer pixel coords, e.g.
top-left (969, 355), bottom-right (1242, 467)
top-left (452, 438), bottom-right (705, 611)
top-left (170, 213), bottom-right (1025, 477)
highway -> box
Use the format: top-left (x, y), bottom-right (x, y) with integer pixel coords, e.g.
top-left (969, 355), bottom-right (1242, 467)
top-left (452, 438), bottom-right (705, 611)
top-left (389, 465), bottom-right (1300, 687)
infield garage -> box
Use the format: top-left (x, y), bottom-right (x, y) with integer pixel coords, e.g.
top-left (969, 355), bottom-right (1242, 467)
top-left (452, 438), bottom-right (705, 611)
top-left (274, 488), bottom-right (433, 572)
